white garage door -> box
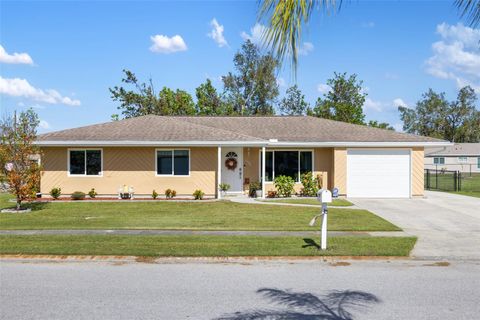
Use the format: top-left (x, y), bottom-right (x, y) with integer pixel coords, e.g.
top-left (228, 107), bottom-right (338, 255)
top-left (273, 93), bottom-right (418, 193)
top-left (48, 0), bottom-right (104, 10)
top-left (347, 149), bottom-right (411, 198)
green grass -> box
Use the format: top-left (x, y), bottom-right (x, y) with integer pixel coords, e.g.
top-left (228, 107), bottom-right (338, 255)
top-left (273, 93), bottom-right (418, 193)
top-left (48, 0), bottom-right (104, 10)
top-left (426, 172), bottom-right (480, 198)
top-left (452, 191), bottom-right (480, 198)
top-left (0, 235), bottom-right (416, 257)
top-left (259, 198), bottom-right (353, 207)
top-left (0, 193), bottom-right (399, 231)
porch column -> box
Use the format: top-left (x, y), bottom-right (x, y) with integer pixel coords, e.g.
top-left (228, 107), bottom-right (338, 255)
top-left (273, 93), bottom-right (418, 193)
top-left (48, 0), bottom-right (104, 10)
top-left (261, 146), bottom-right (266, 199)
top-left (217, 146), bottom-right (222, 199)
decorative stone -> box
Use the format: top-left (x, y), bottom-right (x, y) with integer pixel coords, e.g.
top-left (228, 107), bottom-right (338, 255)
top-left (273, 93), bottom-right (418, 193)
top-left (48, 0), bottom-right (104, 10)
top-left (1, 208), bottom-right (32, 214)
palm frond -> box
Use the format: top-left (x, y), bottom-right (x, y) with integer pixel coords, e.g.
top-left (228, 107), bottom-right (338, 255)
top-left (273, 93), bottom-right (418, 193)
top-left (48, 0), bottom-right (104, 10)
top-left (455, 0), bottom-right (480, 27)
top-left (258, 0), bottom-right (340, 77)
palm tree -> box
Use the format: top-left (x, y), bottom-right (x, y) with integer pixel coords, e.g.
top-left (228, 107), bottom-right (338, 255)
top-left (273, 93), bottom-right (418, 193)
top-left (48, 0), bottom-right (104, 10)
top-left (258, 0), bottom-right (480, 74)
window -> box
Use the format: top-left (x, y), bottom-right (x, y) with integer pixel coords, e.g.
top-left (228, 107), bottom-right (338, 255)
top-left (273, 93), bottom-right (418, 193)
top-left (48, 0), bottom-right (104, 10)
top-left (261, 150), bottom-right (313, 182)
top-left (458, 157), bottom-right (468, 163)
top-left (156, 149), bottom-right (190, 176)
top-left (433, 157), bottom-right (445, 165)
top-left (478, 157), bottom-right (480, 169)
top-left (68, 149), bottom-right (102, 176)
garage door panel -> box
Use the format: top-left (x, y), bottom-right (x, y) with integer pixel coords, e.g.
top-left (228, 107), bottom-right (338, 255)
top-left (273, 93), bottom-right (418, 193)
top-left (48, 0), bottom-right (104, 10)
top-left (347, 149), bottom-right (410, 198)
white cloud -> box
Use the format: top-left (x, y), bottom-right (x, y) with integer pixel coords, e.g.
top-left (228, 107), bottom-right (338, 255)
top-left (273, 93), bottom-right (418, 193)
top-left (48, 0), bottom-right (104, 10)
top-left (298, 42), bottom-right (314, 56)
top-left (384, 72), bottom-right (399, 80)
top-left (149, 35), bottom-right (187, 54)
top-left (39, 120), bottom-right (50, 129)
top-left (426, 23), bottom-right (480, 92)
top-left (241, 23), bottom-right (267, 46)
top-left (0, 76), bottom-right (81, 106)
top-left (276, 77), bottom-right (286, 88)
top-left (317, 83), bottom-right (330, 94)
top-left (208, 18), bottom-right (228, 48)
top-left (393, 98), bottom-right (408, 108)
top-left (363, 98), bottom-right (383, 112)
top-left (362, 21), bottom-right (375, 28)
top-left (0, 45), bottom-right (33, 65)
top-left (393, 123), bottom-right (404, 132)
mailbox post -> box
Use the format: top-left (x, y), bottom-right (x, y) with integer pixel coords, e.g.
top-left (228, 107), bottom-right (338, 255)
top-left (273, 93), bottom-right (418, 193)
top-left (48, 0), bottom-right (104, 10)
top-left (309, 189), bottom-right (332, 250)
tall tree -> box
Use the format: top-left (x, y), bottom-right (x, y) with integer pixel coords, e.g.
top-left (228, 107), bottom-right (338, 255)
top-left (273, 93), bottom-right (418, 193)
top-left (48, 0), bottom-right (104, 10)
top-left (309, 72), bottom-right (366, 125)
top-left (195, 79), bottom-right (231, 115)
top-left (109, 69), bottom-right (195, 118)
top-left (0, 109), bottom-right (41, 210)
top-left (398, 86), bottom-right (480, 142)
top-left (279, 85), bottom-right (309, 115)
top-left (367, 120), bottom-right (394, 131)
top-left (222, 40), bottom-right (279, 115)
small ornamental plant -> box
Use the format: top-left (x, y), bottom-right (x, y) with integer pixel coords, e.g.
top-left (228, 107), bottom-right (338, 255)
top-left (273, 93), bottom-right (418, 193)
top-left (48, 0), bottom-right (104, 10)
top-left (219, 183), bottom-right (230, 195)
top-left (50, 187), bottom-right (61, 200)
top-left (165, 188), bottom-right (172, 199)
top-left (170, 190), bottom-right (177, 198)
top-left (274, 175), bottom-right (295, 197)
top-left (300, 172), bottom-right (318, 197)
top-left (152, 189), bottom-right (158, 199)
top-left (193, 189), bottom-right (204, 200)
top-left (71, 191), bottom-right (86, 200)
top-left (88, 188), bottom-right (97, 198)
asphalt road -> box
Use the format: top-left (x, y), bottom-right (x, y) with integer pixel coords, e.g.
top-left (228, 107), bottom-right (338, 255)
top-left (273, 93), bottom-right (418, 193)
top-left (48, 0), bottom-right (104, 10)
top-left (1, 258), bottom-right (479, 320)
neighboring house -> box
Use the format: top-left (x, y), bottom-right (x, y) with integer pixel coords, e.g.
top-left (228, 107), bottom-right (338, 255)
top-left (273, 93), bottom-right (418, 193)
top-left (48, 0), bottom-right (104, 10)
top-left (425, 143), bottom-right (480, 174)
top-left (36, 115), bottom-right (450, 198)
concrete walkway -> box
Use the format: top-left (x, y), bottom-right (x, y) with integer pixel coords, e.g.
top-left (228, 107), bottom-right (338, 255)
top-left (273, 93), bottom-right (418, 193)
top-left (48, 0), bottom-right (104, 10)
top-left (0, 229), bottom-right (408, 237)
top-left (228, 196), bottom-right (362, 209)
top-left (352, 191), bottom-right (480, 261)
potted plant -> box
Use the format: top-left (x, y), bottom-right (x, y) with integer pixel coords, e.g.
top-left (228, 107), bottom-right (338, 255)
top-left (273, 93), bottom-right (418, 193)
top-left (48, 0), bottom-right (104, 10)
top-left (219, 183), bottom-right (230, 196)
top-left (249, 181), bottom-right (262, 198)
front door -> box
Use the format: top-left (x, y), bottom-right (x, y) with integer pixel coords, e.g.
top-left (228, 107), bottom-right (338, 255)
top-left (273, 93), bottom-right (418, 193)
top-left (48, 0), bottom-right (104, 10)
top-left (221, 147), bottom-right (243, 193)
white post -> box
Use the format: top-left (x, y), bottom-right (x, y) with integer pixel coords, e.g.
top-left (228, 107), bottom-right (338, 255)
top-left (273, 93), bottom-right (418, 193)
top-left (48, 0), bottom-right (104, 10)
top-left (217, 146), bottom-right (222, 199)
top-left (261, 146), bottom-right (266, 199)
top-left (321, 203), bottom-right (328, 250)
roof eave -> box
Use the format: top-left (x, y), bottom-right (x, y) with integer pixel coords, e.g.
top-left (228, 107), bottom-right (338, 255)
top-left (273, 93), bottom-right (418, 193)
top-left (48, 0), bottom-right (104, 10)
top-left (35, 140), bottom-right (453, 148)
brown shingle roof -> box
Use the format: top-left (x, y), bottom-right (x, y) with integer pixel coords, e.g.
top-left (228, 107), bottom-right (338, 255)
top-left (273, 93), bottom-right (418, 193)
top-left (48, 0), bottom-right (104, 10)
top-left (37, 115), bottom-right (447, 145)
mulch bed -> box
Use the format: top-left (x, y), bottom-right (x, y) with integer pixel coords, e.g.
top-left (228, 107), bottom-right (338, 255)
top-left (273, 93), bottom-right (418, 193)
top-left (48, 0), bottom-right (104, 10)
top-left (31, 197), bottom-right (214, 202)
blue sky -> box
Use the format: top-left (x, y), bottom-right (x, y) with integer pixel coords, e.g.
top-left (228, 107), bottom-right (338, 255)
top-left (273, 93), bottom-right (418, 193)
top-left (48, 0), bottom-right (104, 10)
top-left (1, 0), bottom-right (479, 133)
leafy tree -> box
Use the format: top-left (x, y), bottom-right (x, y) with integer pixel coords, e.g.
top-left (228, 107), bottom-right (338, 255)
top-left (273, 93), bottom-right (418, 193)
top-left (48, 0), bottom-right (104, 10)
top-left (0, 109), bottom-right (41, 210)
top-left (398, 86), bottom-right (480, 142)
top-left (455, 0), bottom-right (480, 27)
top-left (367, 120), bottom-right (394, 131)
top-left (222, 40), bottom-right (279, 115)
top-left (279, 85), bottom-right (309, 115)
top-left (309, 72), bottom-right (366, 125)
top-left (195, 79), bottom-right (231, 115)
top-left (109, 69), bottom-right (195, 118)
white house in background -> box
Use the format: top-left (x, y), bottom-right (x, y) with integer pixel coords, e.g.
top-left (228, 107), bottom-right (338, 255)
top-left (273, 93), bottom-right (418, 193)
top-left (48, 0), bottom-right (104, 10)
top-left (425, 143), bottom-right (480, 174)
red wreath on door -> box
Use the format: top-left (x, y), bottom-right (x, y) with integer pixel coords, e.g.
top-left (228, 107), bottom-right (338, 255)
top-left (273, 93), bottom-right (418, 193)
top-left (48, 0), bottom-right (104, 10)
top-left (225, 158), bottom-right (238, 171)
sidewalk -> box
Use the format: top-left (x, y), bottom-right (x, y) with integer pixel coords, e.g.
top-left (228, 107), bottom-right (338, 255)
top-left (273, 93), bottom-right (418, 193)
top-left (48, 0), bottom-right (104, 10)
top-left (227, 196), bottom-right (362, 209)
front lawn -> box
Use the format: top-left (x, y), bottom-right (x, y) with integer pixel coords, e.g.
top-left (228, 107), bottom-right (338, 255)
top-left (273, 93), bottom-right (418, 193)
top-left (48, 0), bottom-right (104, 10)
top-left (0, 193), bottom-right (399, 231)
top-left (259, 198), bottom-right (353, 207)
top-left (0, 234), bottom-right (416, 257)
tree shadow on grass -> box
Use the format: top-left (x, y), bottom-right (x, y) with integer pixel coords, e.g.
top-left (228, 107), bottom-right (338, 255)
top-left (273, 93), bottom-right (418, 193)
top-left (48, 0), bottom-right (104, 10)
top-left (215, 288), bottom-right (381, 320)
top-left (302, 238), bottom-right (320, 249)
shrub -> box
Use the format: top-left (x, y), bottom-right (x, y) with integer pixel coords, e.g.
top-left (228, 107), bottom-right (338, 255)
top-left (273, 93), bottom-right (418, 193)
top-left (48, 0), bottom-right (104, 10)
top-left (71, 191), bottom-right (86, 200)
top-left (193, 189), bottom-right (204, 200)
top-left (248, 181), bottom-right (261, 197)
top-left (300, 172), bottom-right (318, 197)
top-left (165, 188), bottom-right (176, 199)
top-left (267, 190), bottom-right (278, 198)
top-left (88, 188), bottom-right (97, 198)
top-left (274, 175), bottom-right (295, 197)
top-left (152, 189), bottom-right (158, 199)
top-left (50, 187), bottom-right (61, 199)
top-left (219, 183), bottom-right (231, 192)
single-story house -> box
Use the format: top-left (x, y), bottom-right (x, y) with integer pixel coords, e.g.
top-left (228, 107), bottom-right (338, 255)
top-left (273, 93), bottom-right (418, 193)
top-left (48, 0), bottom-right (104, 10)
top-left (425, 143), bottom-right (480, 174)
top-left (36, 115), bottom-right (450, 198)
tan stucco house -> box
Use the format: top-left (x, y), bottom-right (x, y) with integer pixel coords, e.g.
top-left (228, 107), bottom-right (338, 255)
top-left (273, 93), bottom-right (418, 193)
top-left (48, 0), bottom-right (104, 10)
top-left (36, 115), bottom-right (450, 198)
top-left (425, 143), bottom-right (480, 174)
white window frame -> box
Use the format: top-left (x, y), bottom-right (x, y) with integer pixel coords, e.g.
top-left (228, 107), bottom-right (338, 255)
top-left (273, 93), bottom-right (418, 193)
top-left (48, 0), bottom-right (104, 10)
top-left (458, 156), bottom-right (468, 163)
top-left (477, 157), bottom-right (480, 169)
top-left (433, 157), bottom-right (445, 165)
top-left (67, 148), bottom-right (103, 177)
top-left (259, 149), bottom-right (314, 183)
top-left (155, 148), bottom-right (191, 177)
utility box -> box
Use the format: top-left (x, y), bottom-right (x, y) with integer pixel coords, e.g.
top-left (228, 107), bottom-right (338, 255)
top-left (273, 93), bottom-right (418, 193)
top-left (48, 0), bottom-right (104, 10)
top-left (317, 189), bottom-right (332, 204)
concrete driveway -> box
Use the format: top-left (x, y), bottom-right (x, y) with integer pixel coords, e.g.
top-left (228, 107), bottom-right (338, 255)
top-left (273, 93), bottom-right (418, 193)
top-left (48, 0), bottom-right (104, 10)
top-left (352, 191), bottom-right (480, 261)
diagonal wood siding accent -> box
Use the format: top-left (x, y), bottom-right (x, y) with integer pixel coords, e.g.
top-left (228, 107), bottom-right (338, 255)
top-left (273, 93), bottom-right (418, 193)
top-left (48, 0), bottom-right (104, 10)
top-left (412, 147), bottom-right (424, 196)
top-left (40, 147), bottom-right (217, 196)
top-left (333, 148), bottom-right (347, 195)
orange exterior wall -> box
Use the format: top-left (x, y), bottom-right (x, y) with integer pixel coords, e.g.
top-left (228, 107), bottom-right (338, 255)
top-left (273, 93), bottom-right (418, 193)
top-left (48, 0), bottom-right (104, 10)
top-left (412, 147), bottom-right (425, 196)
top-left (40, 147), bottom-right (217, 196)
